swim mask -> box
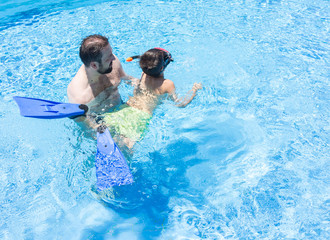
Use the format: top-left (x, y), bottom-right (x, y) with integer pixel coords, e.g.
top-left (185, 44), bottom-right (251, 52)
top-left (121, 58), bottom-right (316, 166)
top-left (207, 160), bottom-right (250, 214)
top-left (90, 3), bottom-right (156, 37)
top-left (152, 48), bottom-right (174, 69)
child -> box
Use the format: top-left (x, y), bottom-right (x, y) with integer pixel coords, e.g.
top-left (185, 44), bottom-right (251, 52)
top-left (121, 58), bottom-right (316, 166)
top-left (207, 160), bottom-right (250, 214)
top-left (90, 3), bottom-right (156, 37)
top-left (100, 48), bottom-right (202, 148)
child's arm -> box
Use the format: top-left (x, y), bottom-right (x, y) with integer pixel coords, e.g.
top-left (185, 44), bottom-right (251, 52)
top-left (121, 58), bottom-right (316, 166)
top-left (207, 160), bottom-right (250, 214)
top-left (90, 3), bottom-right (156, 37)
top-left (168, 82), bottom-right (202, 107)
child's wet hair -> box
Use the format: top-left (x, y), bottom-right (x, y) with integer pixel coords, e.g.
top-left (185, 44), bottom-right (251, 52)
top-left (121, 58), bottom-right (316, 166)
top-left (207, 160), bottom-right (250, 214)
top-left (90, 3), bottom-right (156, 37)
top-left (139, 49), bottom-right (165, 77)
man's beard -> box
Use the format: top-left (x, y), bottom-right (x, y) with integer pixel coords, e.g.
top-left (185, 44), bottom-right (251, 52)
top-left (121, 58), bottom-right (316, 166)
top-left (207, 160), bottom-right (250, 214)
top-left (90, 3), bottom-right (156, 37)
top-left (97, 62), bottom-right (113, 74)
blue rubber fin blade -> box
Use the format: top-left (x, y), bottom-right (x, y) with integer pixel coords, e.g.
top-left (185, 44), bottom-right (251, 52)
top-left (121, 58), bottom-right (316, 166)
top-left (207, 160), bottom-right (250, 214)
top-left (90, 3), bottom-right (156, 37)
top-left (13, 96), bottom-right (88, 119)
top-left (95, 125), bottom-right (133, 190)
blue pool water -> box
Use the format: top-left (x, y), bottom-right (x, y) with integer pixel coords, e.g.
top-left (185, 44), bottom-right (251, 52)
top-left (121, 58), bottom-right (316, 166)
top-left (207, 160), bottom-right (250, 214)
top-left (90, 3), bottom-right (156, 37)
top-left (0, 0), bottom-right (329, 239)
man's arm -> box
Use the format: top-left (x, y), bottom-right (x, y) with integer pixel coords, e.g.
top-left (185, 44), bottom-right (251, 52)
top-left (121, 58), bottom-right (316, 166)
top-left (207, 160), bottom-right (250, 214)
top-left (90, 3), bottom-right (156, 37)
top-left (168, 82), bottom-right (202, 108)
top-left (67, 84), bottom-right (91, 105)
top-left (117, 61), bottom-right (139, 86)
top-left (67, 83), bottom-right (79, 103)
top-left (121, 74), bottom-right (140, 87)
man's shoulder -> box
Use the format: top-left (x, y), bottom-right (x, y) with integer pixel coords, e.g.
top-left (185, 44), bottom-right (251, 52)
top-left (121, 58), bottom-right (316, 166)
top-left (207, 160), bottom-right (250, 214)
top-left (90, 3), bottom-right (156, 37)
top-left (71, 65), bottom-right (87, 82)
top-left (67, 65), bottom-right (91, 103)
top-left (68, 75), bottom-right (82, 93)
top-left (110, 55), bottom-right (125, 78)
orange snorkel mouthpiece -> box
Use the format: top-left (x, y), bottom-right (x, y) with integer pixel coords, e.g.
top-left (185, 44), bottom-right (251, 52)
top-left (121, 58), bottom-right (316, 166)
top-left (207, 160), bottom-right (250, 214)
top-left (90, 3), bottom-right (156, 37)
top-left (126, 57), bottom-right (133, 62)
top-left (126, 55), bottom-right (140, 62)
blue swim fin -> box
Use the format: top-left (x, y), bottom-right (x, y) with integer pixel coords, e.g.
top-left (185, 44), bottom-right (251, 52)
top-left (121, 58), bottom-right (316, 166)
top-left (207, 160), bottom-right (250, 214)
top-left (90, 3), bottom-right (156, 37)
top-left (95, 125), bottom-right (133, 190)
top-left (13, 96), bottom-right (88, 119)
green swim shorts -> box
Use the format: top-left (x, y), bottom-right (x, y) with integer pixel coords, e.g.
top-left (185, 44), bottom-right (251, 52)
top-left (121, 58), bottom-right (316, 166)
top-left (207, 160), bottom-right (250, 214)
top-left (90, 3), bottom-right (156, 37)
top-left (102, 104), bottom-right (152, 142)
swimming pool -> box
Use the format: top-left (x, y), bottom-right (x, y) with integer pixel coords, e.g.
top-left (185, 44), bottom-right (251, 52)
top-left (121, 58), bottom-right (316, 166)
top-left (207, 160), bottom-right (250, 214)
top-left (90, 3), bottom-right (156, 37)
top-left (0, 0), bottom-right (329, 239)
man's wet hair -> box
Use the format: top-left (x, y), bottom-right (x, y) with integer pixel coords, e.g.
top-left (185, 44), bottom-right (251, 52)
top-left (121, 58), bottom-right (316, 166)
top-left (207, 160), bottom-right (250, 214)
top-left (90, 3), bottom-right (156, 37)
top-left (139, 49), bottom-right (165, 77)
top-left (79, 34), bottom-right (109, 67)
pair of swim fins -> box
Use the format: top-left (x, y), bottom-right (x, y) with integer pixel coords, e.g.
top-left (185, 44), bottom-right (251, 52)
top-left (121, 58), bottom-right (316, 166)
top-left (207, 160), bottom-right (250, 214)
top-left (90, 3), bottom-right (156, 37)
top-left (13, 96), bottom-right (133, 190)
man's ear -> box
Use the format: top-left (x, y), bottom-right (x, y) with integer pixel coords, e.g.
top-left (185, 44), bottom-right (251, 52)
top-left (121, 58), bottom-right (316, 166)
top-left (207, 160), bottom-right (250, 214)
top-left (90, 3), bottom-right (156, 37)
top-left (90, 62), bottom-right (98, 69)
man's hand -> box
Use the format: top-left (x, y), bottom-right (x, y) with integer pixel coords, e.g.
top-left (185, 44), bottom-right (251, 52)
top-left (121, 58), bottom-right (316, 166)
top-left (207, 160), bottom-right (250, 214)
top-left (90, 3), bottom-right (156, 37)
top-left (122, 75), bottom-right (139, 86)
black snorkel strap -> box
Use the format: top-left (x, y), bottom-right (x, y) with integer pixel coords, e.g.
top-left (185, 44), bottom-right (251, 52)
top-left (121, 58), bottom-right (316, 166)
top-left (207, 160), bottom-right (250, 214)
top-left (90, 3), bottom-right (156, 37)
top-left (126, 48), bottom-right (174, 68)
top-left (126, 48), bottom-right (174, 77)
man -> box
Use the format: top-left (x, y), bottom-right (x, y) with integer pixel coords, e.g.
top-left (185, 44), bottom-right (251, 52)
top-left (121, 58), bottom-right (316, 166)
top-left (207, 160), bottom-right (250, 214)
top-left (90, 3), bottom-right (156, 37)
top-left (67, 34), bottom-right (137, 114)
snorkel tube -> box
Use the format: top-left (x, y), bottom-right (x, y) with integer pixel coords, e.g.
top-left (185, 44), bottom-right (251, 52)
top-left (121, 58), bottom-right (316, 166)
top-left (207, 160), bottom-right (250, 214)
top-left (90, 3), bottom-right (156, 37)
top-left (126, 55), bottom-right (140, 62)
top-left (126, 48), bottom-right (174, 69)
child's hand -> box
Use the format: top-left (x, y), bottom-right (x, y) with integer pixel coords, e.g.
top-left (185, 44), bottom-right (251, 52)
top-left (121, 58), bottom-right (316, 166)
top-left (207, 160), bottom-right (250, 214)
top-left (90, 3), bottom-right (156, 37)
top-left (193, 83), bottom-right (203, 91)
